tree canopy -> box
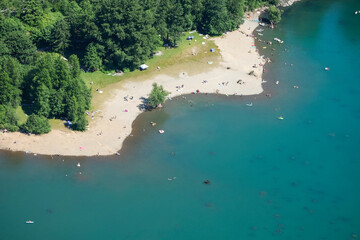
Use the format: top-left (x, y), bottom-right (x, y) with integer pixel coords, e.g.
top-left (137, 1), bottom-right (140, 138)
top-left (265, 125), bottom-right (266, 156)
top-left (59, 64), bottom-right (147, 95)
top-left (0, 0), bottom-right (280, 134)
top-left (1, 0), bottom-right (278, 71)
top-left (0, 52), bottom-right (90, 133)
top-left (148, 83), bottom-right (169, 108)
top-left (21, 114), bottom-right (51, 134)
top-left (269, 5), bottom-right (283, 25)
top-left (0, 105), bottom-right (18, 131)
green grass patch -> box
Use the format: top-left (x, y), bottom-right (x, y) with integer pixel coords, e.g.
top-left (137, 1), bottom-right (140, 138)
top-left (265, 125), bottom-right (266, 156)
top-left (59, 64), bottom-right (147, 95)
top-left (15, 106), bottom-right (69, 131)
top-left (81, 71), bottom-right (116, 90)
top-left (15, 106), bottom-right (28, 125)
top-left (82, 31), bottom-right (221, 92)
top-left (49, 119), bottom-right (68, 130)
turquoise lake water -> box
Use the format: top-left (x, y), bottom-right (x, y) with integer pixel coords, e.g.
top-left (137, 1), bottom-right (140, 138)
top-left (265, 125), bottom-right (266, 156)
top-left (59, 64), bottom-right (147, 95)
top-left (1, 0), bottom-right (360, 239)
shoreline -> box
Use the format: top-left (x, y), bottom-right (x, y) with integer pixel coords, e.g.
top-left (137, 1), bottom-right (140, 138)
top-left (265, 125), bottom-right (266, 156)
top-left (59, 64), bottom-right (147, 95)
top-left (0, 10), bottom-right (267, 157)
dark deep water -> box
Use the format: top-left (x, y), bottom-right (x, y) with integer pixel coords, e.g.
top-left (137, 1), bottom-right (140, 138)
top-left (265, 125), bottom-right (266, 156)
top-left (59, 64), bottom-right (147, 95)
top-left (1, 0), bottom-right (360, 239)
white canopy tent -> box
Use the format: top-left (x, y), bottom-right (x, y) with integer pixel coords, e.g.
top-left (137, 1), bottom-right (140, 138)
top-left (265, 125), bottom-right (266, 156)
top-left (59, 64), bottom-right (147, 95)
top-left (140, 64), bottom-right (149, 70)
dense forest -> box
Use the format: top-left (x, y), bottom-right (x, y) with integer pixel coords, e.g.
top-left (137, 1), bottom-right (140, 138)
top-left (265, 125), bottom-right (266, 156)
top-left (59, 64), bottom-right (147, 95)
top-left (0, 0), bottom-right (280, 134)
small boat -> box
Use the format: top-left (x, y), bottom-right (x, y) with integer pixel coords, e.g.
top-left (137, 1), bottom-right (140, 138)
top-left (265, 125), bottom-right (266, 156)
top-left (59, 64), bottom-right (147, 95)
top-left (26, 220), bottom-right (34, 224)
top-left (246, 103), bottom-right (253, 107)
top-left (77, 163), bottom-right (81, 167)
top-left (258, 33), bottom-right (263, 36)
top-left (274, 38), bottom-right (284, 43)
top-left (204, 179), bottom-right (210, 184)
top-left (278, 116), bottom-right (284, 120)
top-left (276, 81), bottom-right (279, 85)
top-left (158, 130), bottom-right (165, 134)
top-left (325, 67), bottom-right (329, 71)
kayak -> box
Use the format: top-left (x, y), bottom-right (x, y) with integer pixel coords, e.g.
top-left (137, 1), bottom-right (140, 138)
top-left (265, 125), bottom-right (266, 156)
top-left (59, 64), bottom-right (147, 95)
top-left (274, 38), bottom-right (284, 43)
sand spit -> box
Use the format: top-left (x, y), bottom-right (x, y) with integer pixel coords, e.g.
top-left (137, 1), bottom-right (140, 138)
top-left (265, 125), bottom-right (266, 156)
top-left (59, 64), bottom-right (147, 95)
top-left (0, 11), bottom-right (267, 156)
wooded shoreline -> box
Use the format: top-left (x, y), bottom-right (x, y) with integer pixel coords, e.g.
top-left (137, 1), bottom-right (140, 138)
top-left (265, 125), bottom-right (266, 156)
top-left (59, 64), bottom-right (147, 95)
top-left (1, 10), bottom-right (266, 156)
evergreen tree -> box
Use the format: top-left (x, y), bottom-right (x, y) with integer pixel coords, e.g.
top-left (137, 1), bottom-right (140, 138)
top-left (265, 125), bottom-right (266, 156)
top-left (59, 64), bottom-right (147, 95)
top-left (155, 0), bottom-right (171, 43)
top-left (167, 0), bottom-right (185, 45)
top-left (66, 95), bottom-right (78, 122)
top-left (22, 54), bottom-right (54, 101)
top-left (49, 88), bottom-right (65, 117)
top-left (22, 114), bottom-right (51, 134)
top-left (180, 0), bottom-right (195, 30)
top-left (33, 84), bottom-right (51, 117)
top-left (72, 114), bottom-right (88, 131)
top-left (20, 0), bottom-right (44, 26)
top-left (202, 0), bottom-right (230, 36)
top-left (79, 80), bottom-right (91, 111)
top-left (191, 0), bottom-right (204, 29)
top-left (0, 18), bottom-right (37, 64)
top-left (33, 68), bottom-right (52, 90)
top-left (22, 52), bottom-right (90, 129)
top-left (83, 44), bottom-right (102, 71)
top-left (51, 18), bottom-right (70, 53)
top-left (53, 56), bottom-right (70, 90)
top-left (226, 0), bottom-right (245, 30)
top-left (0, 104), bottom-right (18, 131)
top-left (69, 54), bottom-right (81, 78)
top-left (0, 40), bottom-right (10, 56)
top-left (78, 0), bottom-right (101, 42)
top-left (0, 72), bottom-right (20, 107)
top-left (4, 31), bottom-right (37, 64)
top-left (155, 0), bottom-right (185, 45)
top-left (98, 0), bottom-right (159, 70)
top-left (61, 0), bottom-right (82, 45)
top-left (0, 56), bottom-right (23, 107)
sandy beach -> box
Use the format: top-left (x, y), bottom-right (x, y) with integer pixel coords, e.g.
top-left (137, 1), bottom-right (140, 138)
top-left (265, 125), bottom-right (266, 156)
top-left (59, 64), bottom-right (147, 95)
top-left (0, 11), bottom-right (267, 156)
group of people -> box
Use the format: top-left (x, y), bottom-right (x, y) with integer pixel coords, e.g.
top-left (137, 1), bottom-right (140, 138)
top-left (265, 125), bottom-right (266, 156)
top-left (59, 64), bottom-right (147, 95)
top-left (109, 115), bottom-right (117, 121)
top-left (86, 110), bottom-right (100, 120)
top-left (0, 129), bottom-right (8, 134)
top-left (237, 80), bottom-right (245, 85)
top-left (176, 84), bottom-right (185, 92)
top-left (219, 81), bottom-right (229, 86)
top-left (124, 95), bottom-right (134, 101)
